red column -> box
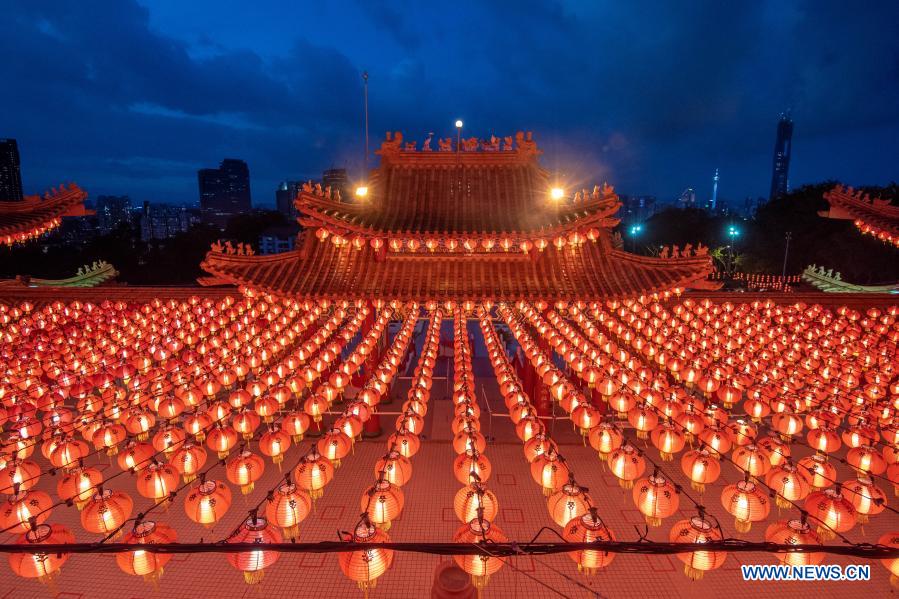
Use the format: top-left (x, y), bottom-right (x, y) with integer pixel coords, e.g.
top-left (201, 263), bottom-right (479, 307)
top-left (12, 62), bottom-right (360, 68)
top-left (362, 304), bottom-right (384, 438)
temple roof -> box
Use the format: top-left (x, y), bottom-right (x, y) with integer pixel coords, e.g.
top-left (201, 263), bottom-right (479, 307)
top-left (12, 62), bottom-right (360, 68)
top-left (295, 131), bottom-right (620, 236)
top-left (0, 260), bottom-right (118, 288)
top-left (821, 185), bottom-right (899, 247)
top-left (201, 240), bottom-right (715, 301)
top-left (0, 183), bottom-right (90, 245)
top-left (801, 264), bottom-right (898, 294)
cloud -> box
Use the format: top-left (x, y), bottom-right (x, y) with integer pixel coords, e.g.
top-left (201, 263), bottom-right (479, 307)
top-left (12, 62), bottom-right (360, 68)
top-left (1, 0), bottom-right (897, 206)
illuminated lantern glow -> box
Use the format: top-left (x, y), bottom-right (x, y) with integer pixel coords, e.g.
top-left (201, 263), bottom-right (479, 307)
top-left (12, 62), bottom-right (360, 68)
top-left (8, 523), bottom-right (75, 586)
top-left (183, 478), bottom-right (232, 528)
top-left (877, 531), bottom-right (899, 589)
top-left (282, 411), bottom-right (311, 443)
top-left (680, 448), bottom-right (721, 493)
top-left (669, 516), bottom-right (726, 580)
top-left (0, 489), bottom-right (53, 534)
top-left (804, 486), bottom-right (857, 540)
top-left (452, 450), bottom-right (490, 486)
top-left (562, 509), bottom-right (616, 574)
top-left (259, 425), bottom-right (292, 468)
top-left (453, 483), bottom-right (499, 524)
top-left (731, 444), bottom-right (772, 478)
top-left (453, 517), bottom-right (507, 591)
top-left (294, 449), bottom-right (335, 500)
top-left (362, 479), bottom-right (405, 531)
top-left (225, 450), bottom-right (265, 495)
top-left (842, 476), bottom-right (886, 524)
top-left (169, 441), bottom-right (208, 483)
top-left (56, 466), bottom-right (103, 510)
top-left (650, 422), bottom-right (685, 461)
top-left (764, 518), bottom-right (824, 565)
top-left (846, 445), bottom-right (887, 476)
top-left (530, 450), bottom-right (570, 496)
top-left (797, 453), bottom-right (837, 490)
top-left (338, 518), bottom-right (394, 593)
top-left (633, 473), bottom-right (679, 527)
top-left (387, 428), bottom-right (421, 458)
top-left (226, 515), bottom-right (282, 585)
top-left (765, 462), bottom-right (811, 509)
top-left (136, 462), bottom-right (178, 503)
top-left (116, 521), bottom-right (177, 585)
top-left (318, 428), bottom-right (352, 469)
top-left (721, 479), bottom-right (770, 532)
top-left (608, 444), bottom-right (646, 489)
top-left (265, 481), bottom-right (311, 539)
top-left (81, 489), bottom-right (133, 537)
top-left (588, 422), bottom-right (623, 461)
top-left (547, 480), bottom-right (592, 527)
top-left (206, 424), bottom-right (239, 459)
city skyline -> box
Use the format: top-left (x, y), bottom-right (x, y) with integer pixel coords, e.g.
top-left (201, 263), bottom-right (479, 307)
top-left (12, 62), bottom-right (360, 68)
top-left (2, 1), bottom-right (897, 207)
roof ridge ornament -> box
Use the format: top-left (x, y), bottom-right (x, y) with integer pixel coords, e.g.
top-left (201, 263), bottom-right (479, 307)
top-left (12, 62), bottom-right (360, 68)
top-left (377, 130), bottom-right (539, 156)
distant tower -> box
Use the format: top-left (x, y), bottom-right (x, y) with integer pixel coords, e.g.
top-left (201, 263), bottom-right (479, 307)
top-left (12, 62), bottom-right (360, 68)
top-left (0, 139), bottom-right (24, 201)
top-left (710, 168), bottom-right (719, 211)
top-left (769, 112), bottom-right (793, 201)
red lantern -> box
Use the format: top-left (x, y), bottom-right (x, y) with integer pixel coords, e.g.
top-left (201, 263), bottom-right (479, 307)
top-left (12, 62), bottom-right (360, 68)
top-left (453, 483), bottom-right (499, 524)
top-left (8, 523), bottom-right (75, 586)
top-left (338, 518), bottom-right (394, 593)
top-left (226, 450), bottom-right (265, 495)
top-left (362, 479), bottom-right (405, 531)
top-left (183, 478), bottom-right (232, 528)
top-left (805, 486), bottom-right (857, 540)
top-left (226, 514), bottom-right (283, 585)
top-left (116, 521), bottom-right (177, 585)
top-left (670, 516), bottom-right (726, 580)
top-left (634, 473), bottom-right (679, 527)
top-left (764, 518), bottom-right (823, 565)
top-left (547, 480), bottom-right (591, 527)
top-left (265, 481), bottom-right (311, 539)
top-left (81, 489), bottom-right (133, 537)
top-left (721, 479), bottom-right (770, 532)
top-left (562, 509), bottom-right (616, 574)
top-left (0, 489), bottom-right (53, 533)
top-left (453, 518), bottom-right (507, 591)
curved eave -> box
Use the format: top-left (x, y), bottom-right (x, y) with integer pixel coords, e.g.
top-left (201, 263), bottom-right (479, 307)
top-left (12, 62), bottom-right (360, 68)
top-left (822, 187), bottom-right (899, 238)
top-left (297, 192), bottom-right (620, 238)
top-left (201, 245), bottom-right (714, 302)
top-left (802, 266), bottom-right (899, 294)
top-left (0, 184), bottom-right (90, 244)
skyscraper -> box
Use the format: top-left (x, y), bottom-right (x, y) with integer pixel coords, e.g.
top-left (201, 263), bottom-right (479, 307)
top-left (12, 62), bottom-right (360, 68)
top-left (198, 158), bottom-right (252, 227)
top-left (275, 181), bottom-right (301, 220)
top-left (95, 195), bottom-right (133, 234)
top-left (769, 113), bottom-right (793, 202)
top-left (0, 139), bottom-right (24, 201)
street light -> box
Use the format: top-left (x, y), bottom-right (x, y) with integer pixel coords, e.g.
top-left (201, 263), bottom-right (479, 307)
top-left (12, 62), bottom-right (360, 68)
top-left (550, 187), bottom-right (565, 201)
top-left (726, 225), bottom-right (740, 278)
top-left (727, 225), bottom-right (740, 238)
top-left (455, 119), bottom-right (463, 152)
top-left (354, 186), bottom-right (368, 199)
top-left (629, 224), bottom-right (642, 252)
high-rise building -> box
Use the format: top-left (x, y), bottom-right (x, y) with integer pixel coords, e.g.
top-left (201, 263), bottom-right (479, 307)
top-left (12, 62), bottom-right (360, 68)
top-left (96, 195), bottom-right (133, 234)
top-left (618, 195), bottom-right (657, 223)
top-left (322, 168), bottom-right (349, 200)
top-left (0, 139), bottom-right (24, 201)
top-left (275, 181), bottom-right (302, 220)
top-left (769, 113), bottom-right (793, 202)
top-left (198, 159), bottom-right (252, 227)
top-left (140, 202), bottom-right (190, 241)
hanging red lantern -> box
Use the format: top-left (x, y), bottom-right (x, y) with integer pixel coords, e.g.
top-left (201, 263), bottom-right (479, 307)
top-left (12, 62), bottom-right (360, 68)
top-left (608, 444), bottom-right (646, 489)
top-left (8, 523), bottom-right (75, 586)
top-left (265, 481), bottom-right (311, 539)
top-left (169, 441), bottom-right (208, 483)
top-left (804, 486), bottom-right (857, 540)
top-left (136, 461), bottom-right (178, 503)
top-left (116, 520), bottom-right (177, 585)
top-left (56, 466), bottom-right (103, 509)
top-left (0, 489), bottom-right (53, 533)
top-left (226, 450), bottom-right (265, 495)
top-left (530, 450), bottom-right (570, 496)
top-left (183, 478), bottom-right (232, 528)
top-left (842, 475), bottom-right (886, 523)
top-left (81, 488), bottom-right (133, 537)
top-left (362, 479), bottom-right (405, 531)
top-left (547, 479), bottom-right (591, 527)
top-left (562, 509), bottom-right (616, 574)
top-left (453, 517), bottom-right (507, 592)
top-left (721, 478), bottom-right (770, 532)
top-left (669, 515), bottom-right (726, 580)
top-left (338, 518), bottom-right (394, 593)
top-left (453, 483), bottom-right (499, 524)
top-left (294, 449), bottom-right (334, 500)
top-left (226, 514), bottom-right (283, 585)
top-left (680, 448), bottom-right (721, 493)
top-left (764, 518), bottom-right (823, 565)
top-left (633, 473), bottom-right (679, 527)
top-left (766, 462), bottom-right (811, 509)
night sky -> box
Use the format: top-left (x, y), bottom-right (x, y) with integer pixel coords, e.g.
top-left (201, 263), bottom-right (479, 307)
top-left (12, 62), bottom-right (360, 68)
top-left (3, 0), bottom-right (897, 208)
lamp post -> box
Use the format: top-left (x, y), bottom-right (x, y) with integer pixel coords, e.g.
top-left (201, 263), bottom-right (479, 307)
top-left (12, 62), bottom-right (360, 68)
top-left (726, 225), bottom-right (740, 279)
top-left (781, 231), bottom-right (792, 278)
top-left (629, 224), bottom-right (642, 253)
top-left (455, 120), bottom-right (463, 153)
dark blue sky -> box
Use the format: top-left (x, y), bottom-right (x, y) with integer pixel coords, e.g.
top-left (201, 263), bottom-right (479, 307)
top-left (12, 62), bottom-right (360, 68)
top-left (3, 0), bottom-right (897, 208)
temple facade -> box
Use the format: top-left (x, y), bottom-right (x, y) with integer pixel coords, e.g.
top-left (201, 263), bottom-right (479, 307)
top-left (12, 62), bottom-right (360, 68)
top-left (822, 184), bottom-right (899, 247)
top-left (202, 131), bottom-right (715, 300)
top-left (0, 183), bottom-right (90, 246)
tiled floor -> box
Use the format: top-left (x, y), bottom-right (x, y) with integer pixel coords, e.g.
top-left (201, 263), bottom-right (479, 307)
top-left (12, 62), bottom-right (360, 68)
top-left (2, 364), bottom-right (895, 599)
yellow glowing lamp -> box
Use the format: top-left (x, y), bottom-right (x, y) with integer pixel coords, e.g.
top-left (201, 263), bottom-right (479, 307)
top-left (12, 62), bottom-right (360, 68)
top-left (550, 187), bottom-right (565, 201)
top-left (354, 186), bottom-right (368, 198)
